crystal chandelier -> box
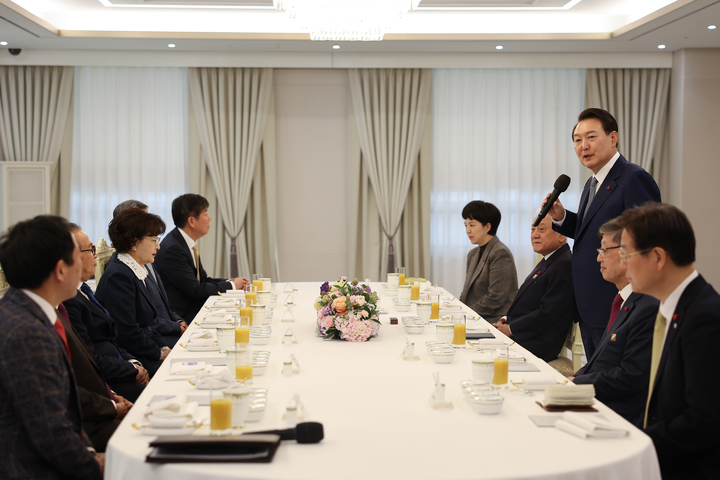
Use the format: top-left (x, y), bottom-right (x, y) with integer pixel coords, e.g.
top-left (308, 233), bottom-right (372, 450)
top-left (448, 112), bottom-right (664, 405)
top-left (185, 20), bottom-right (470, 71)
top-left (274, 0), bottom-right (421, 41)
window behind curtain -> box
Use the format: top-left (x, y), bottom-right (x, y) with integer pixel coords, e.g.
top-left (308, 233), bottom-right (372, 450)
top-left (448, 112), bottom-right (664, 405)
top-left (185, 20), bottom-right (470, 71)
top-left (431, 68), bottom-right (586, 298)
top-left (69, 66), bottom-right (188, 245)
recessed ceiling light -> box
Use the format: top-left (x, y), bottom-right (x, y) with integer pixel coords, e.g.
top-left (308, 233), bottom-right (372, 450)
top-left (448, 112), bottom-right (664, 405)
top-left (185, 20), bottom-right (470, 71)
top-left (709, 25), bottom-right (717, 30)
top-left (168, 43), bottom-right (176, 48)
top-left (332, 44), bottom-right (340, 50)
top-left (658, 44), bottom-right (666, 49)
top-left (495, 45), bottom-right (503, 50)
top-left (0, 41), bottom-right (7, 46)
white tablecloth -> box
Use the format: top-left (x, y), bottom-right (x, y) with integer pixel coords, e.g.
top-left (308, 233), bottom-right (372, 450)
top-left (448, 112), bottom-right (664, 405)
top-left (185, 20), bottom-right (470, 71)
top-left (105, 282), bottom-right (661, 480)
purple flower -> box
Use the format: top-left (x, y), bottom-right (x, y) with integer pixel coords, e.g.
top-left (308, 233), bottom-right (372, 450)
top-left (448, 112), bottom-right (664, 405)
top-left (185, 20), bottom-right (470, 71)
top-left (320, 282), bottom-right (330, 293)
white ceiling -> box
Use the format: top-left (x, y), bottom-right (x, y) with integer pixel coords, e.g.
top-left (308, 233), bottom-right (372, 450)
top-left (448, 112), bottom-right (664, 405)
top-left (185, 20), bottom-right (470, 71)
top-left (0, 0), bottom-right (719, 54)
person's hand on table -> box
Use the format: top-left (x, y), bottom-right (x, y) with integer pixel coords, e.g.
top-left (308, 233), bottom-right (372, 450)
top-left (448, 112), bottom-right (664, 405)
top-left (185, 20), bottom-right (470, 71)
top-left (567, 376), bottom-right (575, 382)
top-left (160, 346), bottom-right (171, 361)
top-left (541, 192), bottom-right (566, 222)
top-left (134, 364), bottom-right (149, 385)
top-left (232, 277), bottom-right (249, 290)
top-left (179, 321), bottom-right (188, 333)
top-left (95, 453), bottom-right (105, 475)
top-left (115, 395), bottom-right (133, 418)
top-left (492, 317), bottom-right (512, 337)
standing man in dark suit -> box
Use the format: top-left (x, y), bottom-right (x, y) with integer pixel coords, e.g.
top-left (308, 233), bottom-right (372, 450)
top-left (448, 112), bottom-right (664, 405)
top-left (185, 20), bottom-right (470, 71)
top-left (493, 212), bottom-right (573, 363)
top-left (544, 108), bottom-right (661, 358)
top-left (618, 203), bottom-right (720, 479)
top-left (64, 225), bottom-right (149, 402)
top-left (570, 218), bottom-right (658, 427)
top-left (154, 194), bottom-right (249, 322)
top-left (0, 216), bottom-right (102, 479)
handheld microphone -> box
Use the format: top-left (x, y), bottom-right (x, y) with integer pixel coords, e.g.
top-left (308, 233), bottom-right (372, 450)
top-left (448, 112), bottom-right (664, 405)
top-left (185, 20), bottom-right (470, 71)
top-left (251, 422), bottom-right (324, 444)
top-left (533, 174), bottom-right (571, 227)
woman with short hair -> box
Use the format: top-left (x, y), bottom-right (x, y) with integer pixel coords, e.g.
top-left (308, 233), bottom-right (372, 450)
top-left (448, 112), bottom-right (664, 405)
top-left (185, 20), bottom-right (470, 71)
top-left (458, 200), bottom-right (518, 323)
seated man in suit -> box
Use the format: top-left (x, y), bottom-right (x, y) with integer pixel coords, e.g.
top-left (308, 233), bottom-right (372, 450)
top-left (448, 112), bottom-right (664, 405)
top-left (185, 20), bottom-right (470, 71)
top-left (570, 218), bottom-right (658, 427)
top-left (154, 193), bottom-right (249, 322)
top-left (618, 203), bottom-right (720, 479)
top-left (0, 215), bottom-right (102, 479)
top-left (492, 212), bottom-right (573, 362)
top-left (64, 224), bottom-right (149, 403)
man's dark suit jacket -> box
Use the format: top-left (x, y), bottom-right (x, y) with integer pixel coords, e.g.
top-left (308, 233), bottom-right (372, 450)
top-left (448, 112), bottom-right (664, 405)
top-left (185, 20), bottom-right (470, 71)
top-left (58, 307), bottom-right (120, 452)
top-left (154, 227), bottom-right (233, 322)
top-left (505, 243), bottom-right (573, 363)
top-left (555, 156), bottom-right (660, 344)
top-left (64, 291), bottom-right (145, 402)
top-left (0, 288), bottom-right (101, 479)
top-left (95, 257), bottom-right (170, 376)
top-left (645, 275), bottom-right (720, 479)
top-left (573, 291), bottom-right (658, 427)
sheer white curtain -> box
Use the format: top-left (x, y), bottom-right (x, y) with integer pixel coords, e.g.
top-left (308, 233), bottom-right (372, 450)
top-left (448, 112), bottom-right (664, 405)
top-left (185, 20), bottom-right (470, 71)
top-left (69, 67), bottom-right (188, 243)
top-left (585, 68), bottom-right (671, 178)
top-left (432, 68), bottom-right (586, 298)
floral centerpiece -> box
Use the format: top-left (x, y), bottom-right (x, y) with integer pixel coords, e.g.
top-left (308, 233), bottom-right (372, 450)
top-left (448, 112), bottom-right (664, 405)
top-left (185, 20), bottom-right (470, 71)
top-left (315, 277), bottom-right (381, 342)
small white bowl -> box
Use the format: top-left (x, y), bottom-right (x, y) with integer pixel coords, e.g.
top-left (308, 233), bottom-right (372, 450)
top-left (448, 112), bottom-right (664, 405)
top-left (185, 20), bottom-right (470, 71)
top-left (429, 348), bottom-right (455, 364)
top-left (403, 323), bottom-right (425, 334)
top-left (253, 362), bottom-right (268, 376)
top-left (393, 298), bottom-right (412, 312)
top-left (469, 394), bottom-right (504, 415)
top-left (250, 334), bottom-right (271, 345)
top-left (245, 403), bottom-right (266, 422)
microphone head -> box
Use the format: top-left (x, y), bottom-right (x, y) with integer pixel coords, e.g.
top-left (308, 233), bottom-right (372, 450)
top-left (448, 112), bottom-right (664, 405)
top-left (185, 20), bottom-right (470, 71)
top-left (554, 174), bottom-right (571, 192)
top-left (295, 422), bottom-right (324, 444)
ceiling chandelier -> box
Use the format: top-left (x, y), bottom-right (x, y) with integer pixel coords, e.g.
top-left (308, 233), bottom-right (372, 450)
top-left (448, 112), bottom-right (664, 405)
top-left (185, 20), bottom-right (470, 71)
top-left (273, 0), bottom-right (421, 41)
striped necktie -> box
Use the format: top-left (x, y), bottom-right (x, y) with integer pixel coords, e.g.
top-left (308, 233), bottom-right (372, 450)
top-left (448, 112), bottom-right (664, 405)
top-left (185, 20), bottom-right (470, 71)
top-left (193, 245), bottom-right (201, 281)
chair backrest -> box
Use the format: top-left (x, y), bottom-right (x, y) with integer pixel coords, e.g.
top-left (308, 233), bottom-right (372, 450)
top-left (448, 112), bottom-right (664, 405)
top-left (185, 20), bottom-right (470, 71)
top-left (0, 266), bottom-right (8, 298)
top-left (95, 238), bottom-right (115, 282)
top-left (558, 322), bottom-right (583, 372)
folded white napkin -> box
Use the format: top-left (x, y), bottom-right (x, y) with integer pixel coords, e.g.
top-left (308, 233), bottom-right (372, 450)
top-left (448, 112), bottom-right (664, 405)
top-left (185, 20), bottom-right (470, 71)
top-left (170, 361), bottom-right (206, 376)
top-left (192, 369), bottom-right (236, 389)
top-left (222, 291), bottom-right (245, 297)
top-left (202, 314), bottom-right (232, 324)
top-left (213, 300), bottom-right (237, 308)
top-left (555, 411), bottom-right (629, 439)
top-left (187, 331), bottom-right (215, 346)
top-left (476, 339), bottom-right (509, 346)
top-left (144, 397), bottom-right (199, 428)
top-left (542, 384), bottom-right (595, 407)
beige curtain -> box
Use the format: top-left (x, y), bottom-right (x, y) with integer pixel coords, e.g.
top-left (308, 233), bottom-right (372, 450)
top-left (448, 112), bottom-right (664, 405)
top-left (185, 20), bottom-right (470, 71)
top-left (348, 69), bottom-right (432, 280)
top-left (188, 68), bottom-right (276, 279)
top-left (585, 68), bottom-right (671, 178)
top-left (0, 66), bottom-right (74, 215)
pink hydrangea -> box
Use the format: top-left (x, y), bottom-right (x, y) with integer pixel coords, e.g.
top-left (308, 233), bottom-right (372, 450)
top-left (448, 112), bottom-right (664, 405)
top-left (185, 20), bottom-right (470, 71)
top-left (350, 295), bottom-right (366, 306)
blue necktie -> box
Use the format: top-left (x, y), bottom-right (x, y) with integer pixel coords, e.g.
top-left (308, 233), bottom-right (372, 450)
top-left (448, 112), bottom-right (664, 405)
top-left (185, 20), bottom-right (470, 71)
top-left (80, 282), bottom-right (111, 317)
top-left (583, 177), bottom-right (598, 220)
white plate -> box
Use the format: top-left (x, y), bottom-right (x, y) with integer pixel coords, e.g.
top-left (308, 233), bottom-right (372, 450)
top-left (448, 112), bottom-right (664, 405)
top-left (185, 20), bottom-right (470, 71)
top-left (195, 322), bottom-right (233, 329)
top-left (184, 344), bottom-right (220, 352)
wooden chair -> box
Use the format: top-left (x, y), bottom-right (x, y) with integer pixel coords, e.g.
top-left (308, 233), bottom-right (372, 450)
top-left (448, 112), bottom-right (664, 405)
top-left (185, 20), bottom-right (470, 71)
top-left (94, 238), bottom-right (115, 282)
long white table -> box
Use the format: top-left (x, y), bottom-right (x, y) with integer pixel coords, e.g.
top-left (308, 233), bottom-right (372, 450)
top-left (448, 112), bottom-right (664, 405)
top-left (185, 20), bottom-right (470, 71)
top-left (105, 282), bottom-right (661, 480)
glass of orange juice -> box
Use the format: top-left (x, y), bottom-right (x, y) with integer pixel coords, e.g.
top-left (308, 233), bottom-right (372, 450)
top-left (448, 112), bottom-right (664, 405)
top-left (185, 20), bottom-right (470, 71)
top-left (395, 267), bottom-right (406, 286)
top-left (252, 274), bottom-right (264, 292)
top-left (235, 343), bottom-right (253, 385)
top-left (210, 387), bottom-right (232, 435)
top-left (430, 294), bottom-right (440, 320)
top-left (245, 284), bottom-right (257, 306)
top-left (492, 346), bottom-right (509, 388)
top-left (451, 314), bottom-right (466, 346)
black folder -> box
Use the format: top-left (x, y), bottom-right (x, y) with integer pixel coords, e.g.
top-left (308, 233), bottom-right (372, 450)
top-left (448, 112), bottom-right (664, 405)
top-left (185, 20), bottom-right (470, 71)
top-left (146, 434), bottom-right (281, 463)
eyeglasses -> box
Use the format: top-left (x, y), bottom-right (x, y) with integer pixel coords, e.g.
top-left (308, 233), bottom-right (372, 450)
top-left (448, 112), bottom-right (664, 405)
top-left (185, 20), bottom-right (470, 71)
top-left (619, 248), bottom-right (652, 261)
top-left (596, 246), bottom-right (620, 257)
top-left (80, 244), bottom-right (96, 255)
top-left (146, 236), bottom-right (161, 245)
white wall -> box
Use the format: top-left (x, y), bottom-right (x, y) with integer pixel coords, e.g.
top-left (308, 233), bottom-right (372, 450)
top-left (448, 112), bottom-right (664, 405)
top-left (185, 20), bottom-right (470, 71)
top-left (667, 48), bottom-right (720, 288)
top-left (274, 69), bottom-right (350, 282)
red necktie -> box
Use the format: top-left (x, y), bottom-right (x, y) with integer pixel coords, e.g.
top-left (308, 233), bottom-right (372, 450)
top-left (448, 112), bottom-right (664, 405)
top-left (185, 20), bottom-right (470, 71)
top-left (54, 315), bottom-right (72, 360)
top-left (606, 294), bottom-right (623, 333)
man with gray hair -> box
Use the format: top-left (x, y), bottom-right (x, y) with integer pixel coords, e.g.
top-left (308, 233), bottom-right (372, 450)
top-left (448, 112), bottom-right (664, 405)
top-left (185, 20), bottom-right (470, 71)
top-left (570, 218), bottom-right (658, 427)
top-left (492, 211), bottom-right (573, 363)
top-left (112, 199), bottom-right (147, 220)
